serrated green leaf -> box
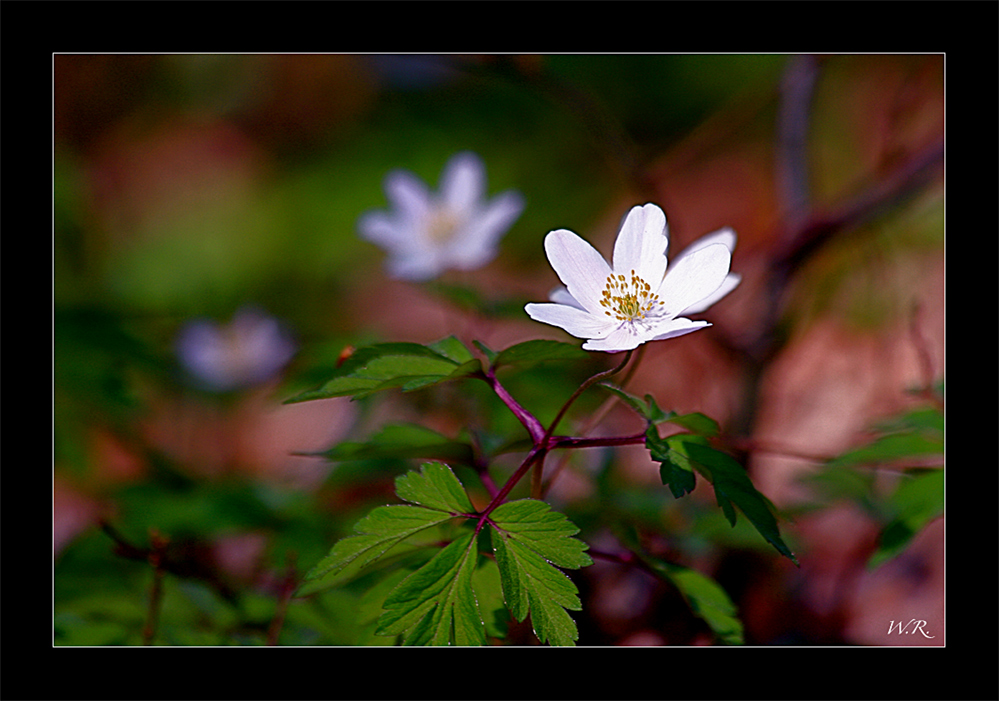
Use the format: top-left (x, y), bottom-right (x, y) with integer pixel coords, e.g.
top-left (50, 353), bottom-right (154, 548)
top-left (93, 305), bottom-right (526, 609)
top-left (646, 428), bottom-right (702, 498)
top-left (600, 383), bottom-right (671, 422)
top-left (299, 463), bottom-right (476, 596)
top-left (321, 423), bottom-right (476, 465)
top-left (682, 441), bottom-right (798, 565)
top-left (492, 339), bottom-right (590, 368)
top-left (285, 341), bottom-right (478, 402)
top-left (491, 532), bottom-right (581, 645)
top-left (395, 462), bottom-right (475, 514)
top-left (490, 499), bottom-right (593, 569)
top-left (397, 358), bottom-right (482, 393)
top-left (488, 500), bottom-right (590, 646)
top-left (426, 335), bottom-right (474, 364)
top-left (600, 385), bottom-right (719, 437)
top-left (471, 555), bottom-right (509, 640)
top-left (376, 532), bottom-right (485, 645)
top-left (297, 505), bottom-right (456, 595)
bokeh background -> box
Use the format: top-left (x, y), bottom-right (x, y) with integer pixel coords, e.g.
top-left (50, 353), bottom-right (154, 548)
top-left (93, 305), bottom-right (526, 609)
top-left (53, 53), bottom-right (944, 646)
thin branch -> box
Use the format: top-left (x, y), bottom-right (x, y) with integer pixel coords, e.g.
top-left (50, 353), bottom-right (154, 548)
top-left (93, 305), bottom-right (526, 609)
top-left (542, 345), bottom-right (648, 497)
top-left (479, 368), bottom-right (546, 444)
top-left (266, 553), bottom-right (298, 646)
top-left (532, 350), bottom-right (634, 497)
top-left (543, 350), bottom-right (634, 442)
top-left (142, 530), bottom-right (168, 646)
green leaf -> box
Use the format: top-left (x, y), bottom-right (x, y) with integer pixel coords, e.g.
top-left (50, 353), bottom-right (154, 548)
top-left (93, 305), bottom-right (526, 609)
top-left (300, 465), bottom-right (592, 645)
top-left (827, 432), bottom-right (943, 469)
top-left (298, 463), bottom-right (473, 595)
top-left (614, 526), bottom-right (743, 644)
top-left (472, 340), bottom-right (497, 364)
top-left (651, 560), bottom-right (744, 644)
top-left (285, 340), bottom-right (481, 402)
top-left (827, 404), bottom-right (943, 470)
top-left (492, 339), bottom-right (590, 369)
top-left (868, 468), bottom-right (943, 568)
top-left (488, 499), bottom-right (592, 646)
top-left (664, 564), bottom-right (743, 644)
top-left (426, 335), bottom-right (475, 364)
top-left (874, 406), bottom-right (943, 438)
top-left (490, 499), bottom-right (593, 569)
top-left (803, 463), bottom-right (879, 511)
top-left (471, 554), bottom-right (509, 640)
top-left (646, 427), bottom-right (701, 498)
top-left (601, 384), bottom-right (670, 422)
top-left (322, 423), bottom-right (475, 465)
top-left (600, 384), bottom-right (719, 436)
top-left (665, 412), bottom-right (720, 437)
top-left (376, 532), bottom-right (485, 645)
top-left (395, 461), bottom-right (475, 514)
top-left (682, 441), bottom-right (798, 565)
top-left (297, 505), bottom-right (455, 595)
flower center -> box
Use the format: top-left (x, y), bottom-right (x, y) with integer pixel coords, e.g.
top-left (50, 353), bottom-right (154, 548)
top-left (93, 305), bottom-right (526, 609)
top-left (426, 206), bottom-right (461, 243)
top-left (600, 269), bottom-right (663, 322)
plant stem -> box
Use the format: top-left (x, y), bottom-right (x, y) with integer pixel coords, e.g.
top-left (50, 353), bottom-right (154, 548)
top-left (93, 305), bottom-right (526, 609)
top-left (550, 432), bottom-right (647, 450)
top-left (544, 350), bottom-right (634, 442)
top-left (542, 345), bottom-right (647, 497)
top-left (476, 445), bottom-right (546, 530)
top-left (142, 530), bottom-right (168, 646)
top-left (479, 368), bottom-right (546, 443)
top-left (266, 553), bottom-right (297, 646)
top-left (531, 350), bottom-right (634, 497)
top-left (477, 350), bottom-right (636, 520)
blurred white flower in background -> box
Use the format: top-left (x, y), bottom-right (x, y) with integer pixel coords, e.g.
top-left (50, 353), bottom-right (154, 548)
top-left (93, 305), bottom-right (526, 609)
top-left (176, 306), bottom-right (296, 391)
top-left (526, 203), bottom-right (740, 353)
top-left (357, 151), bottom-right (525, 281)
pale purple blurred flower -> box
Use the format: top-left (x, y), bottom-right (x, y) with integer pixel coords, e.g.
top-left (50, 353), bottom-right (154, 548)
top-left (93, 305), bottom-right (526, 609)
top-left (176, 307), bottom-right (296, 391)
top-left (525, 203), bottom-right (741, 353)
top-left (357, 151), bottom-right (525, 281)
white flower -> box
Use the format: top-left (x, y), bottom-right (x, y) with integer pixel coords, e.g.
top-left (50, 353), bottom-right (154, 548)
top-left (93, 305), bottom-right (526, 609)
top-left (525, 203), bottom-right (741, 353)
top-left (176, 307), bottom-right (296, 391)
top-left (357, 151), bottom-right (525, 280)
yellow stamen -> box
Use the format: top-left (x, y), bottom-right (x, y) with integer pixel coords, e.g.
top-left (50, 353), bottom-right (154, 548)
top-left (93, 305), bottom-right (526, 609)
top-left (601, 269), bottom-right (663, 322)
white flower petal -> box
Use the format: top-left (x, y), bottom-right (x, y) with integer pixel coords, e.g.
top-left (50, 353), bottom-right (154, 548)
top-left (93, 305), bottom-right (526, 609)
top-left (357, 211), bottom-right (403, 246)
top-left (612, 203), bottom-right (668, 284)
top-left (679, 272), bottom-right (741, 315)
top-left (525, 204), bottom-right (740, 354)
top-left (359, 152), bottom-right (523, 280)
top-left (449, 190), bottom-right (525, 266)
top-left (582, 324), bottom-right (647, 353)
top-left (525, 302), bottom-right (613, 340)
top-left (657, 242), bottom-right (731, 317)
top-left (548, 285), bottom-right (585, 310)
top-left (674, 227), bottom-right (737, 260)
top-left (384, 170), bottom-right (431, 221)
top-left (650, 317), bottom-right (711, 342)
top-left (544, 229), bottom-right (613, 314)
top-left (440, 151), bottom-right (485, 213)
